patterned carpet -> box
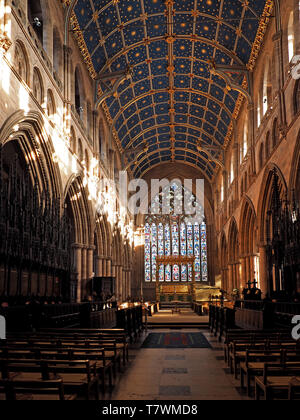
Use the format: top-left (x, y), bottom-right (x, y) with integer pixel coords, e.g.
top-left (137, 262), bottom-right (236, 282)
top-left (141, 333), bottom-right (211, 349)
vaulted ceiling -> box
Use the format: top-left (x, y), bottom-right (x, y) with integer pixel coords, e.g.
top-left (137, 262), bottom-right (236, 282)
top-left (71, 0), bottom-right (272, 181)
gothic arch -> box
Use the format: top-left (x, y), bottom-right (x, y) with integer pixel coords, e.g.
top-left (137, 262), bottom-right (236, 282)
top-left (257, 164), bottom-right (288, 244)
top-left (0, 110), bottom-right (62, 198)
top-left (112, 228), bottom-right (122, 266)
top-left (74, 66), bottom-right (85, 117)
top-left (70, 126), bottom-right (76, 154)
top-left (227, 217), bottom-right (240, 291)
top-left (14, 40), bottom-right (30, 85)
top-left (32, 67), bottom-right (44, 105)
top-left (288, 130), bottom-right (300, 200)
top-left (64, 174), bottom-right (93, 246)
top-left (240, 197), bottom-right (257, 255)
top-left (228, 218), bottom-right (239, 263)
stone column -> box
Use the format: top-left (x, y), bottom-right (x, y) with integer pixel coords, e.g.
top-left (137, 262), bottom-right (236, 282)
top-left (63, 46), bottom-right (73, 131)
top-left (235, 262), bottom-right (241, 290)
top-left (92, 110), bottom-right (98, 151)
top-left (86, 246), bottom-right (95, 295)
top-left (107, 259), bottom-right (112, 277)
top-left (272, 25), bottom-right (287, 128)
top-left (224, 268), bottom-right (229, 293)
top-left (81, 247), bottom-right (87, 298)
top-left (95, 257), bottom-right (103, 277)
top-left (247, 102), bottom-right (256, 176)
top-left (228, 264), bottom-right (233, 294)
top-left (259, 245), bottom-right (268, 297)
top-left (241, 257), bottom-right (247, 288)
top-left (73, 244), bottom-right (82, 303)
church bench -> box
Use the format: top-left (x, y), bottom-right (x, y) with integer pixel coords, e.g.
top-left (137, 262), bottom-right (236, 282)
top-left (229, 342), bottom-right (298, 378)
top-left (224, 331), bottom-right (294, 362)
top-left (1, 378), bottom-right (77, 401)
top-left (0, 343), bottom-right (116, 393)
top-left (240, 349), bottom-right (286, 396)
top-left (241, 359), bottom-right (300, 397)
top-left (0, 378), bottom-right (77, 400)
top-left (229, 342), bottom-right (272, 378)
top-left (255, 363), bottom-right (300, 400)
top-left (3, 336), bottom-right (123, 373)
top-left (5, 330), bottom-right (129, 366)
top-left (0, 359), bottom-right (99, 400)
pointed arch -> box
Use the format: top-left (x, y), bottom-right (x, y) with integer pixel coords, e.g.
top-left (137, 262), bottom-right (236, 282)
top-left (64, 174), bottom-right (93, 246)
top-left (288, 130), bottom-right (300, 200)
top-left (257, 164), bottom-right (288, 244)
top-left (0, 110), bottom-right (62, 198)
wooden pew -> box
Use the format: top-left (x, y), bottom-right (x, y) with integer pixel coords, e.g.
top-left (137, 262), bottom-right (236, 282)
top-left (224, 330), bottom-right (293, 363)
top-left (0, 359), bottom-right (99, 400)
top-left (0, 379), bottom-right (76, 400)
top-left (0, 344), bottom-right (114, 395)
top-left (229, 340), bottom-right (298, 378)
top-left (3, 336), bottom-right (122, 376)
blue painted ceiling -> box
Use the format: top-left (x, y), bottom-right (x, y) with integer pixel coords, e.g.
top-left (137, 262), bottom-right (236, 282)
top-left (73, 0), bottom-right (269, 180)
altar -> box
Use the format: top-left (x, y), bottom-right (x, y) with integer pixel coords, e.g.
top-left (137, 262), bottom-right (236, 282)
top-left (155, 256), bottom-right (196, 303)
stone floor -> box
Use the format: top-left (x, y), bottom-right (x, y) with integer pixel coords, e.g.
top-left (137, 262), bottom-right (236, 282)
top-left (105, 312), bottom-right (250, 401)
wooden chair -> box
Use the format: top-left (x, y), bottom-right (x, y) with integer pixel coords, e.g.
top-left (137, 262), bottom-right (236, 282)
top-left (240, 349), bottom-right (285, 396)
top-left (255, 363), bottom-right (300, 400)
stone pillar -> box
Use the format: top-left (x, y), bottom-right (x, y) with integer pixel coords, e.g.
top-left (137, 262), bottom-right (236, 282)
top-left (119, 266), bottom-right (124, 302)
top-left (272, 24), bottom-right (287, 128)
top-left (259, 245), bottom-right (268, 297)
top-left (250, 255), bottom-right (255, 283)
top-left (95, 257), bottom-right (102, 277)
top-left (235, 262), bottom-right (240, 290)
top-left (107, 259), bottom-right (112, 277)
top-left (102, 258), bottom-right (107, 277)
top-left (81, 247), bottom-right (87, 298)
top-left (87, 246), bottom-right (95, 294)
top-left (63, 46), bottom-right (73, 131)
top-left (92, 110), bottom-right (98, 151)
top-left (241, 257), bottom-right (247, 288)
top-left (228, 264), bottom-right (233, 294)
top-left (247, 102), bottom-right (256, 176)
top-left (73, 245), bottom-right (82, 303)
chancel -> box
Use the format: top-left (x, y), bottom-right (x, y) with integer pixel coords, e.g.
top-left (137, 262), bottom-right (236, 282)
top-left (0, 0), bottom-right (299, 402)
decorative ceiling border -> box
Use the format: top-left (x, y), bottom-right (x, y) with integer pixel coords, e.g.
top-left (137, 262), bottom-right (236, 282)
top-left (224, 0), bottom-right (274, 150)
top-left (247, 0), bottom-right (274, 72)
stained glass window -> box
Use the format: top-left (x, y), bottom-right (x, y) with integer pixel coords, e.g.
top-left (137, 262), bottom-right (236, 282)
top-left (151, 224), bottom-right (157, 282)
top-left (201, 222), bottom-right (208, 282)
top-left (145, 223), bottom-right (151, 282)
top-left (194, 223), bottom-right (201, 282)
top-left (180, 223), bottom-right (187, 282)
top-left (187, 223), bottom-right (194, 282)
top-left (165, 224), bottom-right (171, 282)
top-left (158, 223), bottom-right (164, 282)
top-left (144, 183), bottom-right (208, 283)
